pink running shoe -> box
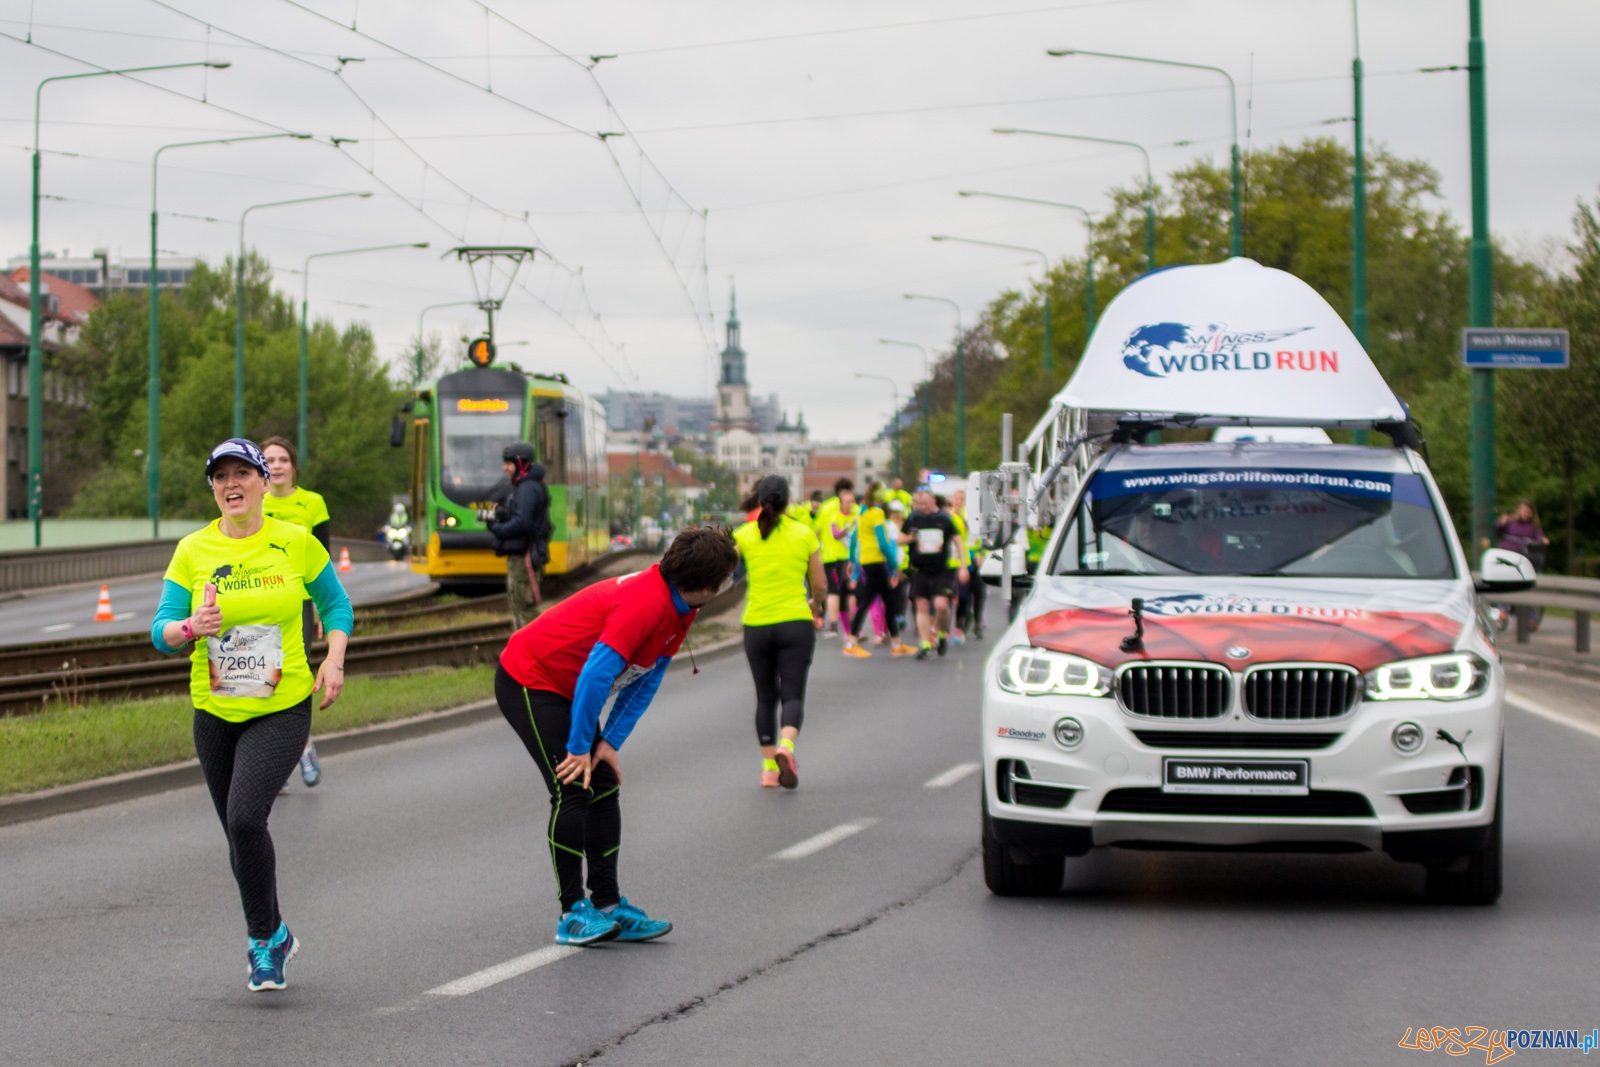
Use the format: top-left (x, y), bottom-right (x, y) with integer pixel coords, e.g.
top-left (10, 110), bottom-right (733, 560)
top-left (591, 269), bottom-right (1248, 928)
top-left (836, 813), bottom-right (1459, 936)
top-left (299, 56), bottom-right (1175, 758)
top-left (760, 767), bottom-right (780, 788)
top-left (774, 747), bottom-right (799, 789)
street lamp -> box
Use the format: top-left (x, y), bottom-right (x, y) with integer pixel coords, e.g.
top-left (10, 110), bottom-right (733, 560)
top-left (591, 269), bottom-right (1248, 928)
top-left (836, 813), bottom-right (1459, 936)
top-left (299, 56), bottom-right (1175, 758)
top-left (854, 372), bottom-right (902, 479)
top-left (301, 243), bottom-right (429, 461)
top-left (879, 338), bottom-right (930, 473)
top-left (956, 192), bottom-right (1098, 341)
top-left (1350, 0), bottom-right (1370, 447)
top-left (149, 132), bottom-right (309, 538)
top-left (1467, 0), bottom-right (1493, 550)
top-left (990, 129), bottom-right (1154, 272)
top-left (903, 294), bottom-right (965, 472)
top-left (236, 191), bottom-right (371, 437)
top-left (1048, 47), bottom-right (1241, 257)
top-left (932, 236), bottom-right (1056, 374)
top-left (29, 59), bottom-right (229, 547)
top-left (415, 301), bottom-right (478, 386)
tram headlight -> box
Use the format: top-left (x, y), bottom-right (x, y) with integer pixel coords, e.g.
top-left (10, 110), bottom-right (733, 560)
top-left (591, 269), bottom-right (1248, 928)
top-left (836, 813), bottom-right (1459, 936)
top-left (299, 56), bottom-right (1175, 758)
top-left (438, 512), bottom-right (458, 528)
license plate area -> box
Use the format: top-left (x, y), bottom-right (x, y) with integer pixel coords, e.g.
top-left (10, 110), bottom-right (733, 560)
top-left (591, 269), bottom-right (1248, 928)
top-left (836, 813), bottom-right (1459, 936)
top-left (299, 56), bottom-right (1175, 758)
top-left (1162, 757), bottom-right (1309, 796)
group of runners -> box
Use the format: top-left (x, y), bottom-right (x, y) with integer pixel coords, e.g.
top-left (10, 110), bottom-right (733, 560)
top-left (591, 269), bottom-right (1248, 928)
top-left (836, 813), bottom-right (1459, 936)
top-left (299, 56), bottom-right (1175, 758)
top-left (156, 435), bottom-right (986, 990)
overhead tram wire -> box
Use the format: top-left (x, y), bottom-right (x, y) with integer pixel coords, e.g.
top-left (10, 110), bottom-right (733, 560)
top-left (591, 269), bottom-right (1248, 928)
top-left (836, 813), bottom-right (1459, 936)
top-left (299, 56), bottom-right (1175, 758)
top-left (145, 0), bottom-right (637, 385)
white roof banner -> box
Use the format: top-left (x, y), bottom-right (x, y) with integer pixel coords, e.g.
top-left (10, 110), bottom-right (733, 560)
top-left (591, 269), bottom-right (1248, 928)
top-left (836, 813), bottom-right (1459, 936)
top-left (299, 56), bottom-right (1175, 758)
top-left (1054, 258), bottom-right (1406, 423)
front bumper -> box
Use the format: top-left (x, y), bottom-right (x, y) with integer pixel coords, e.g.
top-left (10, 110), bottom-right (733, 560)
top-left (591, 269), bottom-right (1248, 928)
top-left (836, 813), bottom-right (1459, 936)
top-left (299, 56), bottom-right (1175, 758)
top-left (981, 676), bottom-right (1503, 860)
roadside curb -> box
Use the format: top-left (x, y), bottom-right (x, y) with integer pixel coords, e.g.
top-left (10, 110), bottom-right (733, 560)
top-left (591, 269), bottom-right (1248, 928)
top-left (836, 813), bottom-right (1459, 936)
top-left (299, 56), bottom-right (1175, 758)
top-left (0, 633), bottom-right (748, 829)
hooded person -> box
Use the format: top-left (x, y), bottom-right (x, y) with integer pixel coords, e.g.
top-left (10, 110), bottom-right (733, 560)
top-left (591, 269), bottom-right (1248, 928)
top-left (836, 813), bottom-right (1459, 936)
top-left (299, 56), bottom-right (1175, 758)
top-left (488, 442), bottom-right (553, 628)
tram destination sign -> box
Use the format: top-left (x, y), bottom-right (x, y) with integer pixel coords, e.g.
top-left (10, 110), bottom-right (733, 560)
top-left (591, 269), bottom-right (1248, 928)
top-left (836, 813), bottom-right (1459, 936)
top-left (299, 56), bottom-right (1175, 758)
top-left (1461, 327), bottom-right (1569, 368)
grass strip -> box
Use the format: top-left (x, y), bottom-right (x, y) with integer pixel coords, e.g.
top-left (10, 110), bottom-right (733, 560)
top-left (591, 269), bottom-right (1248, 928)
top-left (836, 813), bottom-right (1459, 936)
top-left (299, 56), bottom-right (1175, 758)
top-left (0, 663), bottom-right (496, 797)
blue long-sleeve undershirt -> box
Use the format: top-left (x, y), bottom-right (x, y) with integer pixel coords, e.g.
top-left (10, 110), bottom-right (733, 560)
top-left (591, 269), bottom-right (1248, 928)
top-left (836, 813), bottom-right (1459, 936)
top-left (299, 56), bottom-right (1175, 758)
top-left (565, 580), bottom-right (689, 755)
top-left (150, 562), bottom-right (354, 654)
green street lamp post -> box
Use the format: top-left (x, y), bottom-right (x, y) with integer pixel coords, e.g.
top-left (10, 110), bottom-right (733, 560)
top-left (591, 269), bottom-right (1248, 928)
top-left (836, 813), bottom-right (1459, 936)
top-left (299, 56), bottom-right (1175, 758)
top-left (1467, 0), bottom-right (1494, 551)
top-left (878, 338), bottom-right (930, 474)
top-left (1048, 47), bottom-right (1241, 257)
top-left (903, 294), bottom-right (966, 472)
top-left (990, 130), bottom-right (1153, 271)
top-left (1351, 1), bottom-right (1371, 446)
top-left (150, 132), bottom-right (308, 538)
top-left (30, 60), bottom-right (228, 548)
top-left (301, 243), bottom-right (428, 461)
top-left (854, 372), bottom-right (902, 478)
top-left (235, 191), bottom-right (370, 437)
top-left (932, 236), bottom-right (1054, 373)
top-left (956, 191), bottom-right (1099, 340)
top-left (415, 301), bottom-right (478, 386)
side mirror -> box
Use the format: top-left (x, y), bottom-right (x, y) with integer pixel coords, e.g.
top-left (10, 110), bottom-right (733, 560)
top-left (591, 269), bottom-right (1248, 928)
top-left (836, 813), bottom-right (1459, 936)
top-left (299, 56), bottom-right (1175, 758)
top-left (1475, 548), bottom-right (1536, 593)
top-left (389, 416), bottom-right (405, 448)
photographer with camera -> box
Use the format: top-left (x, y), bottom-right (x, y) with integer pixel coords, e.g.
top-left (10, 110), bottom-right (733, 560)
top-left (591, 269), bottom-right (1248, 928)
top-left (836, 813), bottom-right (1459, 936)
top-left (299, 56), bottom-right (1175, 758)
top-left (487, 442), bottom-right (553, 628)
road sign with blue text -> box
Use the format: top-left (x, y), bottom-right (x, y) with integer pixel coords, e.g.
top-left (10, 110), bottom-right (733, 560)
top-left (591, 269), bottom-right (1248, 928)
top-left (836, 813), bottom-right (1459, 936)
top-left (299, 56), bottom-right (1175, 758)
top-left (1461, 328), bottom-right (1569, 368)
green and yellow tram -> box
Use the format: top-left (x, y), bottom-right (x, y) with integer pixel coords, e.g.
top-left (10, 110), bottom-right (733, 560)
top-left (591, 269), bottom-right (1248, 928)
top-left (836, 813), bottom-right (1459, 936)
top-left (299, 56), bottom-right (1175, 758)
top-left (406, 358), bottom-right (609, 585)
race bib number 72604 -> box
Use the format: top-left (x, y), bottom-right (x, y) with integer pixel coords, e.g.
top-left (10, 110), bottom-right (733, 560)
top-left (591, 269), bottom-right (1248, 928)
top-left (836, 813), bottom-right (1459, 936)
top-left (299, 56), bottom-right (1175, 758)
top-left (207, 625), bottom-right (284, 697)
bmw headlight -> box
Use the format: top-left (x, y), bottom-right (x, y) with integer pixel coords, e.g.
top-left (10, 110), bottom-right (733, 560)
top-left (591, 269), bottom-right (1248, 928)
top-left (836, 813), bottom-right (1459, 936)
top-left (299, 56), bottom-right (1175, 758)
top-left (1363, 652), bottom-right (1488, 702)
top-left (997, 646), bottom-right (1111, 697)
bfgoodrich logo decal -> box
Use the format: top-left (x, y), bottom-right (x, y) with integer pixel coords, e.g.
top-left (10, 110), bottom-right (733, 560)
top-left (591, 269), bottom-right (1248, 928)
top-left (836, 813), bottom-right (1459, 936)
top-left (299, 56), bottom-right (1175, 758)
top-left (997, 726), bottom-right (1046, 741)
top-left (1121, 322), bottom-right (1326, 379)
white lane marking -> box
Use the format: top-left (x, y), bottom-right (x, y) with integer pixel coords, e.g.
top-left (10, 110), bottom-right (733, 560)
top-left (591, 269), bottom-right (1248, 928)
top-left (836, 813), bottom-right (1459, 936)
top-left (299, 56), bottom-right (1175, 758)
top-left (1505, 689), bottom-right (1600, 741)
top-left (768, 818), bottom-right (879, 862)
top-left (924, 761), bottom-right (981, 789)
top-left (42, 623), bottom-right (73, 633)
top-left (113, 611), bottom-right (136, 620)
top-left (425, 944), bottom-right (581, 996)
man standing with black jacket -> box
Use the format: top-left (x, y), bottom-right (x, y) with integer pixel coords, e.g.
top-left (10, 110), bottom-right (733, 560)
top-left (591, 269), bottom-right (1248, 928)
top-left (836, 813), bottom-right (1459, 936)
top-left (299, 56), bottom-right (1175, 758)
top-left (488, 442), bottom-right (552, 628)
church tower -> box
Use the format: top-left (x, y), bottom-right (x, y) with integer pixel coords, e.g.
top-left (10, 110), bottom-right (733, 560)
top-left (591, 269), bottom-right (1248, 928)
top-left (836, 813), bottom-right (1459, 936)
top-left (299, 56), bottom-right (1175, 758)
top-left (712, 285), bottom-right (755, 433)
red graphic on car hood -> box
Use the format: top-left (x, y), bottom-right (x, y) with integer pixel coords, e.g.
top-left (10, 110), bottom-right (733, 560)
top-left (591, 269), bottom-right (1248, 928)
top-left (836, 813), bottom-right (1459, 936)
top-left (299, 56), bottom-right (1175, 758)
top-left (1025, 607), bottom-right (1461, 671)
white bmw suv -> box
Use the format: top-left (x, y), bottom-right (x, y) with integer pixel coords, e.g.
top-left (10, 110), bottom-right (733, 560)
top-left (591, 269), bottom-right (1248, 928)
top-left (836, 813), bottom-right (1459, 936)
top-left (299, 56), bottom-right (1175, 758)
top-left (981, 438), bottom-right (1532, 904)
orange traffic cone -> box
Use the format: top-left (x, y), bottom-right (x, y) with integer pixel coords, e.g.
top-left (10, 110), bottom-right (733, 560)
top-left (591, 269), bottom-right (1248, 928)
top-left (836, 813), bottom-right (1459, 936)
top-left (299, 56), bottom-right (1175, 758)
top-left (336, 546), bottom-right (353, 572)
top-left (93, 584), bottom-right (115, 622)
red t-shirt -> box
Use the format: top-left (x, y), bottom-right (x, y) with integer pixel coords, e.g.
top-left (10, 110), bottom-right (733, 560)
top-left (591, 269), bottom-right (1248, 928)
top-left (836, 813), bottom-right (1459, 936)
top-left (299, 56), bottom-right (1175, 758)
top-left (501, 564), bottom-right (695, 697)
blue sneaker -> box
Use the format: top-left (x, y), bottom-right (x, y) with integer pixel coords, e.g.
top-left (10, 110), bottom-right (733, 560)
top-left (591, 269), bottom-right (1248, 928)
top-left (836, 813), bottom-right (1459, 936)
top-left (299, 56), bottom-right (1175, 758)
top-left (555, 899), bottom-right (620, 946)
top-left (299, 744), bottom-right (321, 787)
top-left (607, 897), bottom-right (672, 942)
top-left (246, 922), bottom-right (298, 991)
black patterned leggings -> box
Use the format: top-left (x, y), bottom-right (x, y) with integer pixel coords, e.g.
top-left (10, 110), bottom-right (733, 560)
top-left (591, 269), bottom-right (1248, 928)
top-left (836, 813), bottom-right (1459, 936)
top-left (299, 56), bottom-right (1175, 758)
top-left (192, 699), bottom-right (312, 940)
top-left (495, 665), bottom-right (621, 914)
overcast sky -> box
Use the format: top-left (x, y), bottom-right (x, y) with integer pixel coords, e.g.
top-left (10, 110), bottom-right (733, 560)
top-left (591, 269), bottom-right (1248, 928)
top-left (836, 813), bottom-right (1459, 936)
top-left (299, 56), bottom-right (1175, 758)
top-left (2, 0), bottom-right (1596, 443)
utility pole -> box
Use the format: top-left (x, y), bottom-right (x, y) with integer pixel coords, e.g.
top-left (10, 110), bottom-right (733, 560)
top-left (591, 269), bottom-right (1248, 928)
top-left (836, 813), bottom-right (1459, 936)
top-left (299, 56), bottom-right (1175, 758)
top-left (1468, 0), bottom-right (1494, 552)
top-left (1351, 1), bottom-right (1371, 447)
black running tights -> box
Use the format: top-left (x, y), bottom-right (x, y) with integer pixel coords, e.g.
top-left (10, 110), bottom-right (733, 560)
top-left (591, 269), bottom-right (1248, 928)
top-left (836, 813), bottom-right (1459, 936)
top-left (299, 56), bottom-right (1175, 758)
top-left (849, 562), bottom-right (900, 639)
top-left (744, 620), bottom-right (816, 745)
top-left (495, 664), bottom-right (621, 913)
top-left (192, 699), bottom-right (312, 940)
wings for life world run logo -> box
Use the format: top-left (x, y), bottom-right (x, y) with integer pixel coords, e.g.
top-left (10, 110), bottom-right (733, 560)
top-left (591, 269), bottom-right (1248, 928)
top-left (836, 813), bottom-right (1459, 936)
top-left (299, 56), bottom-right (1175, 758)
top-left (1121, 322), bottom-right (1340, 379)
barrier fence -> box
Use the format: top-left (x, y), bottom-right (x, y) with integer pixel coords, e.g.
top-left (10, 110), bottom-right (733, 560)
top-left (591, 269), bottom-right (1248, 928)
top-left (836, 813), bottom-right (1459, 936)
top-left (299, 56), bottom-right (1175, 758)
top-left (0, 540), bottom-right (180, 594)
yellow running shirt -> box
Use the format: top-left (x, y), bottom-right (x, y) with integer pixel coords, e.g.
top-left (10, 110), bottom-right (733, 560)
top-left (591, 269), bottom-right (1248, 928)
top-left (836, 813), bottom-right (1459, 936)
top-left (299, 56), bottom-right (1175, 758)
top-left (734, 516), bottom-right (819, 627)
top-left (815, 500), bottom-right (859, 563)
top-left (855, 505), bottom-right (888, 565)
top-left (261, 485), bottom-right (330, 533)
top-left (164, 517), bottom-right (333, 722)
top-left (949, 511), bottom-right (969, 569)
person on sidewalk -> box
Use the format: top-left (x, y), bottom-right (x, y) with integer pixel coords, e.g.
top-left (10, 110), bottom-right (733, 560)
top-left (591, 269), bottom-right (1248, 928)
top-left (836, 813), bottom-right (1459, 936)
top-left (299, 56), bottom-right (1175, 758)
top-left (261, 436), bottom-right (331, 788)
top-left (494, 527), bottom-right (739, 946)
top-left (151, 438), bottom-right (353, 992)
top-left (487, 442), bottom-right (552, 629)
top-left (735, 476), bottom-right (825, 789)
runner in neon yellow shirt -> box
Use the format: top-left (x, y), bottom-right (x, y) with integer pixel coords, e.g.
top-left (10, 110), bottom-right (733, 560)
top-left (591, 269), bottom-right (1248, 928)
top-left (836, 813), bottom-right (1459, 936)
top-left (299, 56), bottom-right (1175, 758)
top-left (261, 436), bottom-right (333, 788)
top-left (735, 475), bottom-right (825, 788)
top-left (813, 477), bottom-right (859, 641)
top-left (152, 438), bottom-right (353, 992)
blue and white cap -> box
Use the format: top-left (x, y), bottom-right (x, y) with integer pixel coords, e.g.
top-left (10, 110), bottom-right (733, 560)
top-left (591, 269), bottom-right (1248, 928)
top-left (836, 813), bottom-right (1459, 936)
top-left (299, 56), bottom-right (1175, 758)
top-left (204, 438), bottom-right (270, 480)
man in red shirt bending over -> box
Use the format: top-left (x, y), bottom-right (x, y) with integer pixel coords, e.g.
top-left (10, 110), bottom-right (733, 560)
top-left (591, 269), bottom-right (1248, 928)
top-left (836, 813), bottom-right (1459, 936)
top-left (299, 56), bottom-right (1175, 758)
top-left (495, 527), bottom-right (739, 946)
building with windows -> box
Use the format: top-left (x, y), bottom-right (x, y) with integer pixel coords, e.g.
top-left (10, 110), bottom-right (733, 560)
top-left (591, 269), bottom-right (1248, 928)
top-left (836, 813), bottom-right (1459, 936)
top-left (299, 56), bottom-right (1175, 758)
top-left (5, 252), bottom-right (196, 297)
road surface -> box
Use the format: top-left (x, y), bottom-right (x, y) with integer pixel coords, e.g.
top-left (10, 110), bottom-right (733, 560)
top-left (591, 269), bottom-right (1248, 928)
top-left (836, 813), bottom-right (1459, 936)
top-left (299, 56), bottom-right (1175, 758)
top-left (0, 561), bottom-right (433, 646)
top-left (2, 611), bottom-right (1596, 1065)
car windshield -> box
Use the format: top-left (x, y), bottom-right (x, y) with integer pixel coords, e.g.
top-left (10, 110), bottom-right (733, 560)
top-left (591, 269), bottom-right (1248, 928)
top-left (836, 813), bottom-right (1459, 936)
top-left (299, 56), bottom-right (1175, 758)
top-left (1050, 466), bottom-right (1455, 579)
top-left (439, 394), bottom-right (524, 502)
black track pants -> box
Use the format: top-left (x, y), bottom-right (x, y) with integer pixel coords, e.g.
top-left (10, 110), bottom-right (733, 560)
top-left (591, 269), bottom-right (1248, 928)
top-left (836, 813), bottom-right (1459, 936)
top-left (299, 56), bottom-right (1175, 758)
top-left (744, 620), bottom-right (816, 745)
top-left (849, 562), bottom-right (900, 639)
top-left (192, 699), bottom-right (312, 940)
top-left (969, 572), bottom-right (987, 628)
top-left (495, 664), bottom-right (621, 913)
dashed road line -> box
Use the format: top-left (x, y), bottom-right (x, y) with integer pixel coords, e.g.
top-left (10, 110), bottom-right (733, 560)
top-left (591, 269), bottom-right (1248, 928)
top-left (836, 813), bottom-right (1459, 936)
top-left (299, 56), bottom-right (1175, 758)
top-left (924, 761), bottom-right (980, 789)
top-left (425, 944), bottom-right (581, 996)
top-left (1505, 689), bottom-right (1600, 741)
top-left (768, 819), bottom-right (879, 862)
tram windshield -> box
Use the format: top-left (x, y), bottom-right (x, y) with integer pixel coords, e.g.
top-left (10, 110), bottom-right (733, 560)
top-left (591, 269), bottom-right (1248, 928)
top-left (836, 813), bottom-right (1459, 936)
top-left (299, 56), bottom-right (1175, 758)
top-left (439, 394), bottom-right (525, 502)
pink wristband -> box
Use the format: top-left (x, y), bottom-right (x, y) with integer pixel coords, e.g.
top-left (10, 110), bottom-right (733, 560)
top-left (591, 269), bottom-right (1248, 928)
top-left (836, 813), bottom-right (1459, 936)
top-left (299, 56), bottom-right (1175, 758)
top-left (181, 619), bottom-right (194, 643)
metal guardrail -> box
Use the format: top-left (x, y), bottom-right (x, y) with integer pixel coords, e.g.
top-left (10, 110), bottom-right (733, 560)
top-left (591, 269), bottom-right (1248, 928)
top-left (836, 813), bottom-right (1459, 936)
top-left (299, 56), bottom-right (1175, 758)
top-left (1482, 573), bottom-right (1600, 653)
top-left (0, 539), bottom-right (181, 593)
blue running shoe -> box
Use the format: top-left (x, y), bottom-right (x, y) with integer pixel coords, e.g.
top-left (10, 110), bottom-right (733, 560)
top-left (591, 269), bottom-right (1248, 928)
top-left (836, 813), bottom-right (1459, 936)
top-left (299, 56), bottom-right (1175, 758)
top-left (555, 899), bottom-right (620, 946)
top-left (246, 922), bottom-right (298, 991)
top-left (299, 744), bottom-right (321, 787)
top-left (607, 897), bottom-right (673, 943)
